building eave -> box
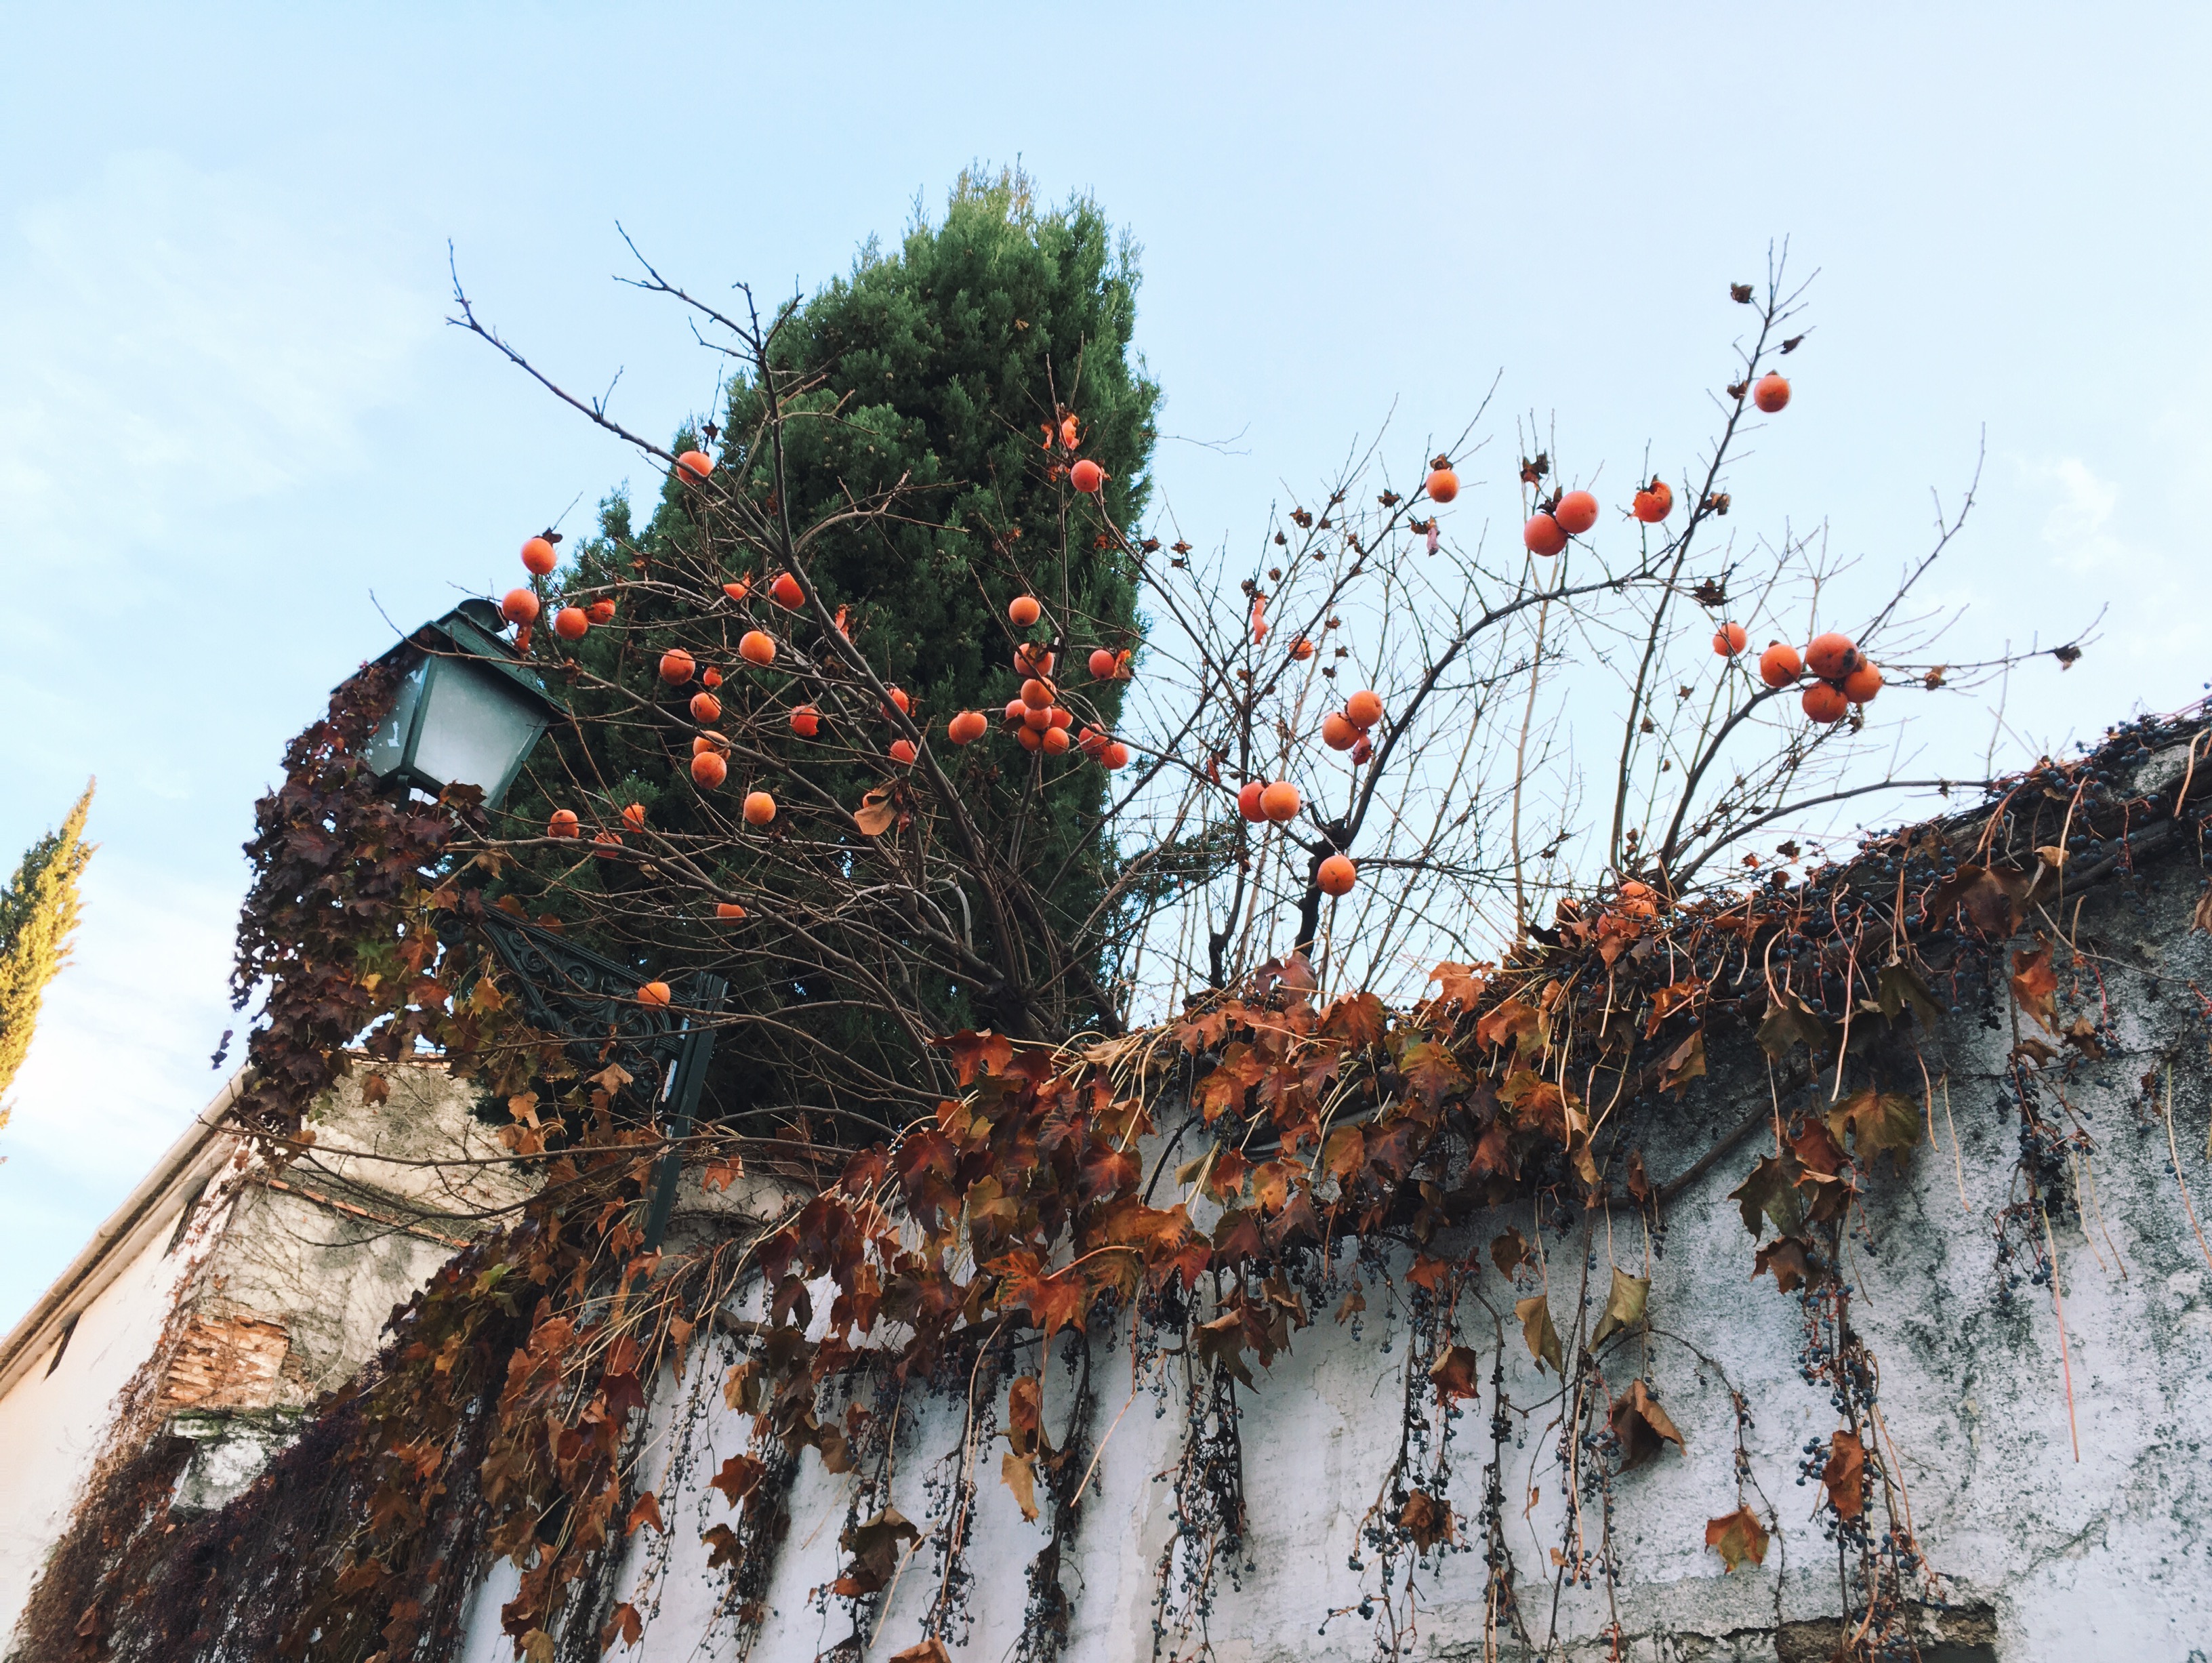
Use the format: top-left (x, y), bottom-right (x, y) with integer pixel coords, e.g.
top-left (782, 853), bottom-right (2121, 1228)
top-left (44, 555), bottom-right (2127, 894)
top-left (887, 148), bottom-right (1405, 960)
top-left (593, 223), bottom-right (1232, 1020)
top-left (0, 1069), bottom-right (249, 1399)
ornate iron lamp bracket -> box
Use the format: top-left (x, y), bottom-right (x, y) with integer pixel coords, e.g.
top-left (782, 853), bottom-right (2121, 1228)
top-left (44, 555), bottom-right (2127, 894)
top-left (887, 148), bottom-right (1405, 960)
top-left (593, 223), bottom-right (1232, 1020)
top-left (477, 910), bottom-right (728, 1248)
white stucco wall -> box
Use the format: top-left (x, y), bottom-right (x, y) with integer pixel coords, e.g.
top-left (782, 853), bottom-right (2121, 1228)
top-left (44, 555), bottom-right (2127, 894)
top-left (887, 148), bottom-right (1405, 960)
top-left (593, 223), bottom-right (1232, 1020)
top-left (0, 1171), bottom-right (230, 1635)
top-left (447, 861), bottom-right (2212, 1663)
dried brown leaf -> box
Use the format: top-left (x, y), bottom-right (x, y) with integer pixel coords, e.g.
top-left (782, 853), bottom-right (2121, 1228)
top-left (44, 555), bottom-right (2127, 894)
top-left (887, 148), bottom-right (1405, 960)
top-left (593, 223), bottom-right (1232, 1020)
top-left (1516, 1293), bottom-right (1563, 1374)
top-left (1589, 1267), bottom-right (1650, 1349)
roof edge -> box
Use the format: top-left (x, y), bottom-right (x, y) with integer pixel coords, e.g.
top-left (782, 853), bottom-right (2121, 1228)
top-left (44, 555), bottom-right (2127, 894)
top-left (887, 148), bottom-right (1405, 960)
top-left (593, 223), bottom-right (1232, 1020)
top-left (0, 1069), bottom-right (249, 1399)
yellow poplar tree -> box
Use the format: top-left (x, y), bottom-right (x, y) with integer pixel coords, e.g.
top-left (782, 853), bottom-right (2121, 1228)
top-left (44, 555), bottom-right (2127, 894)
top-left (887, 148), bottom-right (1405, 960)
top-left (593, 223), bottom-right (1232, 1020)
top-left (0, 779), bottom-right (96, 1119)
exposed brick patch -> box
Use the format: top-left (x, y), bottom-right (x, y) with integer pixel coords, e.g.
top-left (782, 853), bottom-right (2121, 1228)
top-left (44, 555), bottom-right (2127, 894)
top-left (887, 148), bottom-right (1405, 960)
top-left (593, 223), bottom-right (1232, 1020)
top-left (158, 1313), bottom-right (290, 1412)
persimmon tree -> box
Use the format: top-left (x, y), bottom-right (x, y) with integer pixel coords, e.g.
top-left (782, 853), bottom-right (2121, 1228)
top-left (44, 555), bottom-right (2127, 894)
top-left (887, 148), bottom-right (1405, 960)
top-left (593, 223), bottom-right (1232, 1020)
top-left (38, 210), bottom-right (2131, 1663)
top-left (486, 168), bottom-right (1157, 1133)
top-left (443, 239), bottom-right (2029, 1142)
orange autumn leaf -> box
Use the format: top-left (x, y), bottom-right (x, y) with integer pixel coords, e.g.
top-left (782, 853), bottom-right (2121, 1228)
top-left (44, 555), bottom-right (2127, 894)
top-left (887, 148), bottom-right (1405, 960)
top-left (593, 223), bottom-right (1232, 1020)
top-left (2010, 943), bottom-right (2059, 1033)
top-left (1704, 1504), bottom-right (1770, 1571)
top-left (599, 1601), bottom-right (644, 1650)
top-left (710, 1454), bottom-right (766, 1506)
top-left (1610, 1379), bottom-right (1684, 1469)
top-left (931, 1029), bottom-right (1015, 1085)
top-left (1476, 997), bottom-right (1540, 1052)
top-left (1821, 1431), bottom-right (1867, 1520)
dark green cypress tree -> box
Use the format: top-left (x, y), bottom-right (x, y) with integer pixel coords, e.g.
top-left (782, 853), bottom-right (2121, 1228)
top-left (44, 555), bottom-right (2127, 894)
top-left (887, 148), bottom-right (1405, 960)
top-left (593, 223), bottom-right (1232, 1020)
top-left (497, 169), bottom-right (1157, 1134)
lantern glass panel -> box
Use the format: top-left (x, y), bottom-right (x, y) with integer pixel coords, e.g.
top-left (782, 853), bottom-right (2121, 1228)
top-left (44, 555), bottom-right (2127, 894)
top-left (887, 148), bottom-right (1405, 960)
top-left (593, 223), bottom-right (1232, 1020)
top-left (363, 659), bottom-right (428, 781)
top-left (409, 655), bottom-right (548, 805)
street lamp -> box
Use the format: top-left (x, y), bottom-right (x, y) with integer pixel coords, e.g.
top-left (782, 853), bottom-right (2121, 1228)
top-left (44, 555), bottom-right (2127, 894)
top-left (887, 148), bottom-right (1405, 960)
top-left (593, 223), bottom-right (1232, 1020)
top-left (364, 598), bottom-right (722, 1247)
top-left (363, 598), bottom-right (559, 809)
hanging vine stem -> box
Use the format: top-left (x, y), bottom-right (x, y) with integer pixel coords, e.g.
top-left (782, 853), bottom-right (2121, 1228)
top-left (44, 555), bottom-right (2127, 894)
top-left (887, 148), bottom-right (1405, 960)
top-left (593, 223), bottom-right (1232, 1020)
top-left (1151, 1340), bottom-right (1248, 1663)
top-left (1330, 1274), bottom-right (1463, 1662)
top-left (1015, 1328), bottom-right (1099, 1663)
top-left (1641, 1326), bottom-right (1788, 1631)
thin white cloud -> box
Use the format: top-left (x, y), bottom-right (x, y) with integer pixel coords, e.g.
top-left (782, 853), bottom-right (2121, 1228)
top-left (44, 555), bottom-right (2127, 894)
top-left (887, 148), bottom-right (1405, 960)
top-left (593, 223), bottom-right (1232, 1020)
top-left (0, 149), bottom-right (433, 561)
top-left (2029, 455), bottom-right (2207, 671)
top-left (0, 851), bottom-right (241, 1187)
top-left (2038, 456), bottom-right (2123, 575)
top-left (0, 153), bottom-right (436, 1326)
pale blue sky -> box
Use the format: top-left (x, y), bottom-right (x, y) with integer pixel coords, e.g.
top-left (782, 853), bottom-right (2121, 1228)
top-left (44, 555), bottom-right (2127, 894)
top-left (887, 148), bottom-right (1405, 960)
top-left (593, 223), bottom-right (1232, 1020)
top-left (3, 3), bottom-right (2207, 1331)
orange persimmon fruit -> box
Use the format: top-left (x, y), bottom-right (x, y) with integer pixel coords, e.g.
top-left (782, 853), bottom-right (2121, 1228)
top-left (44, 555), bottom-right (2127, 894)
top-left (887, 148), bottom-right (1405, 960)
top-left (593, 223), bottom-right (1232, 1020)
top-left (1759, 641), bottom-right (1803, 689)
top-left (1801, 682), bottom-right (1849, 724)
top-left (1804, 632), bottom-right (1859, 681)
top-left (1632, 480), bottom-right (1674, 523)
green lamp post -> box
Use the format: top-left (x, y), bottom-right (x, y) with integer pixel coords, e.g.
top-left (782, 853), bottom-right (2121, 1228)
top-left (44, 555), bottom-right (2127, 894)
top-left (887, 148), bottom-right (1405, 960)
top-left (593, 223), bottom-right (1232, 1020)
top-left (361, 596), bottom-right (723, 1248)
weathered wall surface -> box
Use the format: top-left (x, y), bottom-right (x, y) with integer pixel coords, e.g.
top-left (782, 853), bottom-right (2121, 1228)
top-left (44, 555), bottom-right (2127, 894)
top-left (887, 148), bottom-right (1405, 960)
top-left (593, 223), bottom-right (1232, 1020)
top-left (151, 1061), bottom-right (531, 1517)
top-left (446, 851), bottom-right (2212, 1663)
top-left (0, 1059), bottom-right (516, 1654)
top-left (0, 1157), bottom-right (232, 1633)
top-left (200, 1060), bottom-right (529, 1408)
